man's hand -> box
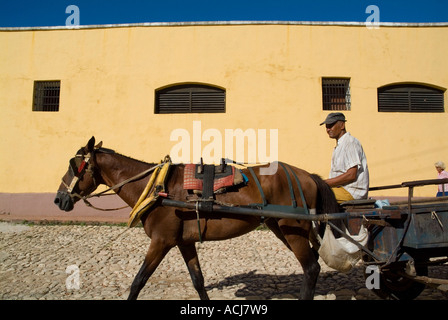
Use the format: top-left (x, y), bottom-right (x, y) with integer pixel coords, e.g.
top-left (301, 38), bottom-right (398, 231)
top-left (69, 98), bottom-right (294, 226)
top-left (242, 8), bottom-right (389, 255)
top-left (325, 166), bottom-right (358, 187)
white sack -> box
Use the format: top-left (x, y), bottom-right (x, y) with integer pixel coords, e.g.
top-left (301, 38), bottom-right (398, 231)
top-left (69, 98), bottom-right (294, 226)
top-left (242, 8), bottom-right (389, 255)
top-left (318, 223), bottom-right (368, 273)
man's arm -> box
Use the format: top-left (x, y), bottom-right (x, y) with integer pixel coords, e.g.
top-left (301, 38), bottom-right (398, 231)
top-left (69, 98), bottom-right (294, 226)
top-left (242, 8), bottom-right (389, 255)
top-left (325, 166), bottom-right (358, 187)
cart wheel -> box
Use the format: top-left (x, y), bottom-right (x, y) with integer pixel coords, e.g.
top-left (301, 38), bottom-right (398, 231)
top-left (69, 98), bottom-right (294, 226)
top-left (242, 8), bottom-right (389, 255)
top-left (364, 265), bottom-right (428, 300)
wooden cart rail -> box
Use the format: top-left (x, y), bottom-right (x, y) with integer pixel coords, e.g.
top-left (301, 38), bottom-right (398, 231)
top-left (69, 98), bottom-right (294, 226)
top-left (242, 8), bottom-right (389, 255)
top-left (369, 178), bottom-right (448, 209)
top-left (369, 178), bottom-right (448, 191)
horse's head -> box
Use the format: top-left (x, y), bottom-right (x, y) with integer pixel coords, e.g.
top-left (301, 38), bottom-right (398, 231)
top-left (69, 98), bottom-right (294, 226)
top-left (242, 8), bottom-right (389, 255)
top-left (54, 136), bottom-right (103, 211)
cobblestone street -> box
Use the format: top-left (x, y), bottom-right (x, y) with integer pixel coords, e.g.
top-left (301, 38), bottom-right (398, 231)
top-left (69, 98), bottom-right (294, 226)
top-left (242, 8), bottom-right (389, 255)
top-left (0, 222), bottom-right (447, 300)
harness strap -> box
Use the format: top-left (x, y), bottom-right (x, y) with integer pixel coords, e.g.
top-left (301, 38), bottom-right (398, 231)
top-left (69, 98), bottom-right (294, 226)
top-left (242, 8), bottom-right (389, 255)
top-left (82, 197), bottom-right (129, 211)
top-left (281, 163), bottom-right (309, 214)
top-left (279, 162), bottom-right (297, 208)
top-left (200, 164), bottom-right (215, 212)
top-left (87, 163), bottom-right (164, 199)
top-left (248, 167), bottom-right (267, 206)
top-left (248, 164), bottom-right (309, 216)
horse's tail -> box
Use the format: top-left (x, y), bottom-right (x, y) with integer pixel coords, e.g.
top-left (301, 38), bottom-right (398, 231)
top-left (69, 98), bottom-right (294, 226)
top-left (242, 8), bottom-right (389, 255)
top-left (308, 174), bottom-right (340, 241)
top-left (309, 174), bottom-right (340, 215)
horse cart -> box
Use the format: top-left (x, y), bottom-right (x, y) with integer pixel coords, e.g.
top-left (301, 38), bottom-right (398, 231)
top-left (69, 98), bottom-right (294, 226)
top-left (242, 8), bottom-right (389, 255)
top-left (55, 137), bottom-right (448, 300)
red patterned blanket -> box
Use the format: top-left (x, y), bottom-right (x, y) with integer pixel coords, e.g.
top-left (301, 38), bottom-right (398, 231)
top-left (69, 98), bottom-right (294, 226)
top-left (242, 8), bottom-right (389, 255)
top-left (183, 164), bottom-right (242, 192)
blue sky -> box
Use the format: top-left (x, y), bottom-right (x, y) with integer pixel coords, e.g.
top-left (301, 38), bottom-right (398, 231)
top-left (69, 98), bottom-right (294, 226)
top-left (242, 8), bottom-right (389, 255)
top-left (0, 0), bottom-right (447, 27)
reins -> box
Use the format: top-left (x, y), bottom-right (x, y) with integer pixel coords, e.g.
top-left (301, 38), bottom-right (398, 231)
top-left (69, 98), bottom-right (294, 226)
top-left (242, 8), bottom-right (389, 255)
top-left (70, 162), bottom-right (165, 212)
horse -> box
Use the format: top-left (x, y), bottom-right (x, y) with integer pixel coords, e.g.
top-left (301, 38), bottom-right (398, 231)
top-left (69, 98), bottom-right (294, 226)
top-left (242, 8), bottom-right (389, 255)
top-left (54, 137), bottom-right (339, 300)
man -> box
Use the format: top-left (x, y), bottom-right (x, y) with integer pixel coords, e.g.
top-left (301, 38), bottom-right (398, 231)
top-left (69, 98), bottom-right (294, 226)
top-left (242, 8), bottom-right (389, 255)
top-left (320, 112), bottom-right (369, 203)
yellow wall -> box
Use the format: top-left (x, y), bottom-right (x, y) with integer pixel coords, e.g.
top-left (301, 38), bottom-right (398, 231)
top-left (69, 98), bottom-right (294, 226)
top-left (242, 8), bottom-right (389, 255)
top-left (1, 23), bottom-right (447, 197)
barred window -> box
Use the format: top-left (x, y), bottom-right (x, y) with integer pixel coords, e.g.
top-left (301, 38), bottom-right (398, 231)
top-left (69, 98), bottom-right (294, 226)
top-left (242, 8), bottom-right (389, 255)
top-left (155, 84), bottom-right (225, 114)
top-left (33, 80), bottom-right (60, 112)
top-left (378, 84), bottom-right (445, 113)
top-left (322, 78), bottom-right (351, 111)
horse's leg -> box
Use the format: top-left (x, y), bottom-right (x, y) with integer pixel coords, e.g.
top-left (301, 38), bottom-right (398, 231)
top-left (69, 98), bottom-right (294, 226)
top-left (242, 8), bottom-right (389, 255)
top-left (298, 247), bottom-right (320, 300)
top-left (127, 240), bottom-right (173, 300)
top-left (264, 218), bottom-right (291, 251)
top-left (279, 220), bottom-right (320, 300)
top-left (178, 243), bottom-right (209, 300)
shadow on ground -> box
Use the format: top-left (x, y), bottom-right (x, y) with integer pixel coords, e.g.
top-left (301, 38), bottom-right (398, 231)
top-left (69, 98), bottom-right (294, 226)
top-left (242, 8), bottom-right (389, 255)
top-left (204, 266), bottom-right (372, 299)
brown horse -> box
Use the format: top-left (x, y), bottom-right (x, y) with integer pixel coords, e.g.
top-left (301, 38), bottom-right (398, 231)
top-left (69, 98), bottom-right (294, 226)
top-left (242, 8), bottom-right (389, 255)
top-left (54, 137), bottom-right (339, 300)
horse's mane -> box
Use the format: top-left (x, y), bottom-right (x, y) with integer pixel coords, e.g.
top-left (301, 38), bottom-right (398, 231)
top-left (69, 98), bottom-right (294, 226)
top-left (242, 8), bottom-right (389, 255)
top-left (96, 147), bottom-right (158, 166)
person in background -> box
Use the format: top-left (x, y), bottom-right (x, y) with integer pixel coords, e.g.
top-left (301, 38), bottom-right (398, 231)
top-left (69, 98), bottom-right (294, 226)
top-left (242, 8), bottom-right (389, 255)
top-left (435, 161), bottom-right (448, 197)
top-left (320, 112), bottom-right (369, 204)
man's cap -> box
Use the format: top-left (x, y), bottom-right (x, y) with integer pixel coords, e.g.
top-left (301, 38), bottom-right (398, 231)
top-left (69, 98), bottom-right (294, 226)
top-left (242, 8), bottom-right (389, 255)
top-left (319, 112), bottom-right (347, 126)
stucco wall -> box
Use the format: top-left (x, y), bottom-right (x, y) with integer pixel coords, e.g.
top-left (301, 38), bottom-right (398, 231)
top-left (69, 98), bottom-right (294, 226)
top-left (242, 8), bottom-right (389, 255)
top-left (1, 23), bottom-right (447, 198)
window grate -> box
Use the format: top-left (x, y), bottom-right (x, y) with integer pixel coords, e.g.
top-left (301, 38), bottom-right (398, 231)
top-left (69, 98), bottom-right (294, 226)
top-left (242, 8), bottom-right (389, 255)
top-left (155, 84), bottom-right (225, 114)
top-left (378, 84), bottom-right (444, 113)
top-left (33, 80), bottom-right (60, 112)
top-left (322, 78), bottom-right (351, 111)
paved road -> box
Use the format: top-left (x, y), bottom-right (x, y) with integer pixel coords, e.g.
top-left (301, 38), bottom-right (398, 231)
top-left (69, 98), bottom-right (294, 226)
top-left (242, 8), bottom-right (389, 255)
top-left (0, 222), bottom-right (446, 300)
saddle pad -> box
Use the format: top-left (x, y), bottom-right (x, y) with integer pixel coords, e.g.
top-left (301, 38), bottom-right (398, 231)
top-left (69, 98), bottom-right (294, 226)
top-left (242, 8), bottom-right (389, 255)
top-left (183, 164), bottom-right (237, 192)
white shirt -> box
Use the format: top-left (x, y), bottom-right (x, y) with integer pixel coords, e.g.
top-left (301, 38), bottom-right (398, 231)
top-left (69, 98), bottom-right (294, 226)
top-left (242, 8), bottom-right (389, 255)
top-left (329, 132), bottom-right (369, 199)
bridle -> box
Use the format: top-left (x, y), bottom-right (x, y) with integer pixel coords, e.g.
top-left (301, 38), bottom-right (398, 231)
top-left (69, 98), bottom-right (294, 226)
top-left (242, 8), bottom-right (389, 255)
top-left (61, 149), bottom-right (165, 211)
top-left (61, 151), bottom-right (96, 201)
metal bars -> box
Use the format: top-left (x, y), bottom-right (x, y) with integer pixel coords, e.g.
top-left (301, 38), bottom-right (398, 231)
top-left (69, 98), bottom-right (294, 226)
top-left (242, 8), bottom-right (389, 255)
top-left (32, 80), bottom-right (60, 112)
top-left (322, 78), bottom-right (351, 111)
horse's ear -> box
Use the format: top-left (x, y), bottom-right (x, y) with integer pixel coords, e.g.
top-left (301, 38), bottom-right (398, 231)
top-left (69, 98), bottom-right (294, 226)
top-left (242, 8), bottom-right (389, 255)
top-left (94, 141), bottom-right (103, 149)
top-left (86, 136), bottom-right (96, 152)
